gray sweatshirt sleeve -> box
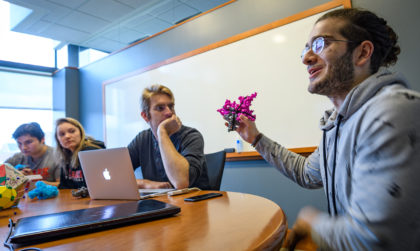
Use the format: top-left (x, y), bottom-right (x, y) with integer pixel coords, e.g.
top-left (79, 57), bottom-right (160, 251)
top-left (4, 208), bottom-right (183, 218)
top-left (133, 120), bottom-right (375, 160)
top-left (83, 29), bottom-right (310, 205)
top-left (4, 153), bottom-right (25, 167)
top-left (255, 135), bottom-right (323, 189)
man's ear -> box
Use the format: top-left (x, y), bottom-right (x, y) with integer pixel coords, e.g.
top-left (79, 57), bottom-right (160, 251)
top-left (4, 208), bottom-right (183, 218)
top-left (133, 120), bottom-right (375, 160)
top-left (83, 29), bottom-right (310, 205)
top-left (40, 138), bottom-right (45, 145)
top-left (354, 40), bottom-right (374, 67)
top-left (141, 111), bottom-right (149, 123)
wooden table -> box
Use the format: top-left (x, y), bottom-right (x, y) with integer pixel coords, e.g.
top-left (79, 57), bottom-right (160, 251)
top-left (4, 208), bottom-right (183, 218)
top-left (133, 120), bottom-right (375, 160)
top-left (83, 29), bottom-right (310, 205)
top-left (0, 190), bottom-right (287, 251)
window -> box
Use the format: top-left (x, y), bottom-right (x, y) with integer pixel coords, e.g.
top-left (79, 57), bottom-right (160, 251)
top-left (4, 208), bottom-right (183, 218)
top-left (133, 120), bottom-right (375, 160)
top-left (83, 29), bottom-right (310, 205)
top-left (0, 70), bottom-right (56, 163)
top-left (0, 1), bottom-right (59, 67)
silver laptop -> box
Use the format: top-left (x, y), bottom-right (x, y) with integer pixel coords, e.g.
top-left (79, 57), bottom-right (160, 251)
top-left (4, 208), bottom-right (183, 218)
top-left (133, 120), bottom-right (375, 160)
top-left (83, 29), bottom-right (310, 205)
top-left (78, 147), bottom-right (173, 200)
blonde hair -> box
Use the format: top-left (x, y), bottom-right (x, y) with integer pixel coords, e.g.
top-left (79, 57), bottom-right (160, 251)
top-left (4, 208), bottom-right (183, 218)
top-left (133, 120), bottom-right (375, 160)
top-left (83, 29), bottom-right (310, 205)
top-left (55, 117), bottom-right (100, 169)
top-left (141, 84), bottom-right (174, 118)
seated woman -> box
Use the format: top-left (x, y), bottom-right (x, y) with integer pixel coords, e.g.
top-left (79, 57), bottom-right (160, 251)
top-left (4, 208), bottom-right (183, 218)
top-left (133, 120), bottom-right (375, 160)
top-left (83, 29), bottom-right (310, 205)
top-left (55, 118), bottom-right (105, 189)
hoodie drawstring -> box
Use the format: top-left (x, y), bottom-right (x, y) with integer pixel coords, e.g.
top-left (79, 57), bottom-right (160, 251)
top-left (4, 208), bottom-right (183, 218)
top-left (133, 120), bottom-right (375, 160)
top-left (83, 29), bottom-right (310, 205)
top-left (323, 114), bottom-right (343, 216)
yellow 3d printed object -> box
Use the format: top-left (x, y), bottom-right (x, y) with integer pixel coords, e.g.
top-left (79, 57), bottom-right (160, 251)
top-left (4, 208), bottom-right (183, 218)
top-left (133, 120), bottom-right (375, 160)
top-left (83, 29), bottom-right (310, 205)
top-left (0, 186), bottom-right (17, 209)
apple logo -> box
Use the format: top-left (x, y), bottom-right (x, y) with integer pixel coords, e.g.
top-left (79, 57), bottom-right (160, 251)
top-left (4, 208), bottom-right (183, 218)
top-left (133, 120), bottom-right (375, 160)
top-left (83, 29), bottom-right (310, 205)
top-left (103, 168), bottom-right (111, 180)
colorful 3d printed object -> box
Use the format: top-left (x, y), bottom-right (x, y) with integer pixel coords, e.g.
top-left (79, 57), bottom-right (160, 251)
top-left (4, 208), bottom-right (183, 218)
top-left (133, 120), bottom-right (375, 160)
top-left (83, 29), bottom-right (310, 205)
top-left (28, 181), bottom-right (59, 200)
top-left (0, 186), bottom-right (17, 210)
top-left (0, 163), bottom-right (28, 209)
top-left (217, 92), bottom-right (257, 131)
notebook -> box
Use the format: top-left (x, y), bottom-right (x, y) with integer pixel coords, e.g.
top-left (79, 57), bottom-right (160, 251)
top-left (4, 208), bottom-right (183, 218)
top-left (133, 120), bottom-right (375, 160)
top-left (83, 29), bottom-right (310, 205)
top-left (78, 147), bottom-right (173, 200)
top-left (9, 199), bottom-right (181, 244)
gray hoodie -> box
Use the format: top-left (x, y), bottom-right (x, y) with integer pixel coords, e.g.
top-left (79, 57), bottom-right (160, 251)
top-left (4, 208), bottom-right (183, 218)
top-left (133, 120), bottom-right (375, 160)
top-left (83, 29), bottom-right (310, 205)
top-left (255, 69), bottom-right (420, 250)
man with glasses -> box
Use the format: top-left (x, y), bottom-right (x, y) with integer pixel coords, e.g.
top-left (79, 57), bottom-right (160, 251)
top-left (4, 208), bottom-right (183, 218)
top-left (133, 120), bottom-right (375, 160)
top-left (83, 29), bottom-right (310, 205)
top-left (230, 8), bottom-right (420, 250)
top-left (128, 84), bottom-right (210, 190)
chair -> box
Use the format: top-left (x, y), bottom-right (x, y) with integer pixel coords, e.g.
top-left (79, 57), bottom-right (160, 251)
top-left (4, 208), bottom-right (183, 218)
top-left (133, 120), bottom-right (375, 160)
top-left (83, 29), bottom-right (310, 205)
top-left (205, 150), bottom-right (226, 190)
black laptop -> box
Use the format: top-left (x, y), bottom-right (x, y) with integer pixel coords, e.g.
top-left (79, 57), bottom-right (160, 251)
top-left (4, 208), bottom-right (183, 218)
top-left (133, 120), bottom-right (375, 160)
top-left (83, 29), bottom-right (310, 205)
top-left (8, 199), bottom-right (180, 244)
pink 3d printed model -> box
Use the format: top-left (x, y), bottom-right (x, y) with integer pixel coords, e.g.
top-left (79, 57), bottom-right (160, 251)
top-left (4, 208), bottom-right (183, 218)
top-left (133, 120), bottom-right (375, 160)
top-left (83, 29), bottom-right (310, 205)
top-left (217, 92), bottom-right (257, 132)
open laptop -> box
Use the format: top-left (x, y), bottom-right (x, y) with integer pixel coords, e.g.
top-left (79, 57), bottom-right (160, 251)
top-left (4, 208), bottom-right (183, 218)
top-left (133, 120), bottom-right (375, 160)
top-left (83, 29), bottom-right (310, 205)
top-left (78, 147), bottom-right (173, 200)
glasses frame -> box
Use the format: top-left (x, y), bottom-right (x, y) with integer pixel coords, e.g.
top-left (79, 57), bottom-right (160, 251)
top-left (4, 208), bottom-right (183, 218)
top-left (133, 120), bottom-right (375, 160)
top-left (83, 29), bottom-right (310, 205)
top-left (301, 36), bottom-right (356, 59)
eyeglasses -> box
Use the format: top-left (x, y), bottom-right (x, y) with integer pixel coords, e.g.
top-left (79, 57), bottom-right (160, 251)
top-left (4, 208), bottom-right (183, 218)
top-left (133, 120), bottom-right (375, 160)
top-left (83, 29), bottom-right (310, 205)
top-left (301, 36), bottom-right (355, 59)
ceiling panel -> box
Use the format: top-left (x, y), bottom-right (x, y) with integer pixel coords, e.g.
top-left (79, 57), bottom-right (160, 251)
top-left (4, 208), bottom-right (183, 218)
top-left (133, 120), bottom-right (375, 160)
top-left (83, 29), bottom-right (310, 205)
top-left (85, 36), bottom-right (125, 52)
top-left (57, 11), bottom-right (109, 33)
top-left (78, 0), bottom-right (134, 22)
top-left (132, 18), bottom-right (172, 36)
top-left (10, 0), bottom-right (57, 10)
top-left (41, 23), bottom-right (90, 41)
top-left (40, 4), bottom-right (71, 23)
top-left (181, 0), bottom-right (229, 12)
top-left (116, 0), bottom-right (158, 9)
top-left (5, 0), bottom-right (231, 53)
top-left (102, 27), bottom-right (146, 44)
top-left (124, 13), bottom-right (154, 28)
top-left (47, 0), bottom-right (88, 9)
top-left (148, 0), bottom-right (182, 16)
top-left (25, 19), bottom-right (50, 34)
top-left (158, 3), bottom-right (200, 24)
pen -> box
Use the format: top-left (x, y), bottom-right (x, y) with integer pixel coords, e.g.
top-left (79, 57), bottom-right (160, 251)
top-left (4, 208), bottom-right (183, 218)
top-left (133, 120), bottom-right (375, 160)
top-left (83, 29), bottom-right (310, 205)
top-left (168, 187), bottom-right (200, 196)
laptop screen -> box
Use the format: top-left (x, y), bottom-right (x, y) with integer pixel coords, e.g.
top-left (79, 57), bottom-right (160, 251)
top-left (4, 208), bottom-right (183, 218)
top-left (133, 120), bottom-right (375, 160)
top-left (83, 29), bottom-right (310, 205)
top-left (10, 199), bottom-right (180, 244)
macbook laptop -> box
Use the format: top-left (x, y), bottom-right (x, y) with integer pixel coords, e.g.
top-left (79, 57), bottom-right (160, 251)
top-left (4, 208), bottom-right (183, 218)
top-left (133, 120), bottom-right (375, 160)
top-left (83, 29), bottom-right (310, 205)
top-left (78, 147), bottom-right (173, 200)
top-left (8, 199), bottom-right (181, 244)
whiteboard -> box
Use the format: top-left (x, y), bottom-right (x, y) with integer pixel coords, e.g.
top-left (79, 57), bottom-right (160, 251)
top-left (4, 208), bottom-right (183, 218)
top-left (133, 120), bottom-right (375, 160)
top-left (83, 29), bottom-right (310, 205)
top-left (104, 10), bottom-right (335, 153)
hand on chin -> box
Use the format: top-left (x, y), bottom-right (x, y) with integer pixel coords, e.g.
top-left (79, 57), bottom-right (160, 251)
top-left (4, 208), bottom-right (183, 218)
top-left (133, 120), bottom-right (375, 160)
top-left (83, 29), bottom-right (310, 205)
top-left (158, 115), bottom-right (182, 136)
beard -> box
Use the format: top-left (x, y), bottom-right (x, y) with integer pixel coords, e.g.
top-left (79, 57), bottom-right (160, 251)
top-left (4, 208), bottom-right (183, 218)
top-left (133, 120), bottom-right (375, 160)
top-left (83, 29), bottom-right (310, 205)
top-left (308, 50), bottom-right (355, 97)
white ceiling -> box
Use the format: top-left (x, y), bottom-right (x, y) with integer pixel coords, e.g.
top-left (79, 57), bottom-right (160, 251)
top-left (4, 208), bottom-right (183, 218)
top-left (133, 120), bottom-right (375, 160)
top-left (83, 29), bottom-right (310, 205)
top-left (5, 0), bottom-right (230, 53)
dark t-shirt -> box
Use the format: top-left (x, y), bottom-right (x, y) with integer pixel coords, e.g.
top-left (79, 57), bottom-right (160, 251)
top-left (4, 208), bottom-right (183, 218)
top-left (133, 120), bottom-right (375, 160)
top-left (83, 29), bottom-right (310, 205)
top-left (128, 126), bottom-right (210, 190)
top-left (58, 144), bottom-right (105, 189)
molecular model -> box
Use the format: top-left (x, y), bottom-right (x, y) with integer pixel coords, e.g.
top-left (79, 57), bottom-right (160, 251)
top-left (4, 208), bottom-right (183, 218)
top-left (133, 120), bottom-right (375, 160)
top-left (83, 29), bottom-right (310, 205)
top-left (217, 92), bottom-right (257, 131)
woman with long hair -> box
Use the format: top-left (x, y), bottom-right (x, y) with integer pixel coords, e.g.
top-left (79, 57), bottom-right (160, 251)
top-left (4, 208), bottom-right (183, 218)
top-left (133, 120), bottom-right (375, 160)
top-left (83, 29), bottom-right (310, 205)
top-left (55, 117), bottom-right (105, 189)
